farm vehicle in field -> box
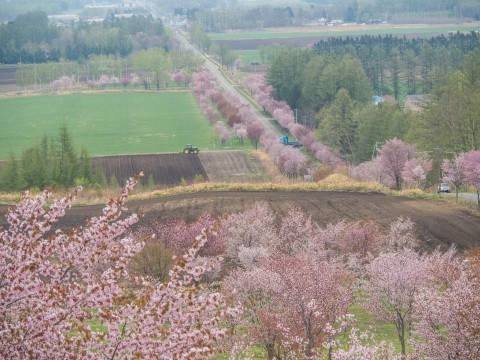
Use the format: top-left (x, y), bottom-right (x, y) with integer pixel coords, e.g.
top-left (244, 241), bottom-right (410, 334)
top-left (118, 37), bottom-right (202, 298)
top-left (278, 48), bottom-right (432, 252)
top-left (183, 144), bottom-right (200, 154)
top-left (280, 136), bottom-right (302, 148)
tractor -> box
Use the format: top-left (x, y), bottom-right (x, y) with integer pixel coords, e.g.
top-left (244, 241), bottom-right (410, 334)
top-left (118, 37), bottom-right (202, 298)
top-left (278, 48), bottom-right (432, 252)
top-left (183, 144), bottom-right (200, 154)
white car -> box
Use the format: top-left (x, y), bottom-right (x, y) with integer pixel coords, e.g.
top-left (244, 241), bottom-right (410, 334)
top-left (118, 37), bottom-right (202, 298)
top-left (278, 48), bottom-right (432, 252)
top-left (438, 183), bottom-right (450, 193)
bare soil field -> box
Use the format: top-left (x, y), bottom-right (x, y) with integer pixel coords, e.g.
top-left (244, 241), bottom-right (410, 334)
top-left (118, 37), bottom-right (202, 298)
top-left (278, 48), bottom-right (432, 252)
top-left (199, 151), bottom-right (265, 182)
top-left (216, 23), bottom-right (478, 50)
top-left (0, 66), bottom-right (20, 93)
top-left (91, 151), bottom-right (264, 186)
top-left (92, 153), bottom-right (208, 187)
top-left (2, 191), bottom-right (478, 252)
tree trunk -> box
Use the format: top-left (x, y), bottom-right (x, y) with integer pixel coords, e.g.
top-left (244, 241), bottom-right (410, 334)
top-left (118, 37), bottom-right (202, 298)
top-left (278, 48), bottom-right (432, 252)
top-left (266, 343), bottom-right (275, 360)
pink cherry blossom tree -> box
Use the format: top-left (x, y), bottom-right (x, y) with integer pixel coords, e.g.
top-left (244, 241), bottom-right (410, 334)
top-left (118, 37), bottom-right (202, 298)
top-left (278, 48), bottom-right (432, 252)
top-left (86, 79), bottom-right (98, 88)
top-left (246, 121), bottom-right (264, 150)
top-left (233, 123), bottom-right (247, 145)
top-left (215, 121), bottom-right (231, 146)
top-left (463, 149), bottom-right (480, 207)
top-left (363, 248), bottom-right (432, 355)
top-left (263, 254), bottom-right (353, 358)
top-left (442, 153), bottom-right (466, 201)
top-left (51, 78), bottom-right (62, 91)
top-left (173, 71), bottom-right (184, 86)
top-left (379, 138), bottom-right (409, 190)
top-left (99, 74), bottom-right (109, 89)
top-left (223, 267), bottom-right (285, 359)
top-left (110, 76), bottom-right (119, 88)
top-left (277, 206), bottom-right (323, 255)
top-left (385, 216), bottom-right (418, 251)
top-left (133, 212), bottom-right (225, 257)
top-left (335, 220), bottom-right (384, 276)
top-left (412, 269), bottom-right (480, 359)
top-left (224, 253), bottom-right (352, 359)
top-left (130, 74), bottom-right (140, 88)
top-left (120, 77), bottom-right (130, 88)
top-left (0, 175), bottom-right (236, 359)
top-left (402, 155), bottom-right (432, 189)
top-left (350, 157), bottom-right (384, 183)
top-left (223, 202), bottom-right (277, 266)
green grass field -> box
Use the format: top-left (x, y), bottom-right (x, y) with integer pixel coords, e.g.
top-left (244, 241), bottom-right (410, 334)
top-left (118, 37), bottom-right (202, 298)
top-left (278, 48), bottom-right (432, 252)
top-left (237, 50), bottom-right (266, 65)
top-left (208, 25), bottom-right (478, 40)
top-left (0, 91), bottom-right (249, 159)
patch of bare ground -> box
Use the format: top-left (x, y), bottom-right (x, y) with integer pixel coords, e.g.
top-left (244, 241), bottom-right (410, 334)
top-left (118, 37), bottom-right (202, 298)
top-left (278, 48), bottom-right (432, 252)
top-left (198, 151), bottom-right (266, 182)
top-left (92, 153), bottom-right (208, 187)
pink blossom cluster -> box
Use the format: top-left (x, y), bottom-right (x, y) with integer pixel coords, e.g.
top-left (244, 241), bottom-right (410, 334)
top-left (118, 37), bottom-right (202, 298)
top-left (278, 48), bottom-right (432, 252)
top-left (0, 175), bottom-right (236, 359)
top-left (244, 74), bottom-right (345, 168)
top-left (192, 70), bottom-right (308, 175)
top-left (212, 202), bottom-right (477, 358)
top-left (86, 73), bottom-right (140, 89)
top-left (350, 138), bottom-right (430, 190)
top-left (51, 75), bottom-right (75, 90)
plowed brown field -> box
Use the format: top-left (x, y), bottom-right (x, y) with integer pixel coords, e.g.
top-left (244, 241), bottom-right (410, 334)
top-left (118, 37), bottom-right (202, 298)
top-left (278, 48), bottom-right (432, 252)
top-left (92, 153), bottom-right (208, 187)
top-left (3, 191), bottom-right (478, 252)
top-left (91, 151), bottom-right (265, 186)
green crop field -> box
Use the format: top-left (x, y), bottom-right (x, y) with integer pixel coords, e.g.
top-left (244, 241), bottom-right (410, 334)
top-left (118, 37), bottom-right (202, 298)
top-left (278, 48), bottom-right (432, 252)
top-left (237, 50), bottom-right (265, 65)
top-left (0, 91), bottom-right (248, 160)
top-left (208, 24), bottom-right (478, 40)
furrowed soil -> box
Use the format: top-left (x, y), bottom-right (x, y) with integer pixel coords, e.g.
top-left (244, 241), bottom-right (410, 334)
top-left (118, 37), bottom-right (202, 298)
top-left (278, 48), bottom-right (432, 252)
top-left (89, 151), bottom-right (266, 186)
top-left (3, 191), bottom-right (479, 252)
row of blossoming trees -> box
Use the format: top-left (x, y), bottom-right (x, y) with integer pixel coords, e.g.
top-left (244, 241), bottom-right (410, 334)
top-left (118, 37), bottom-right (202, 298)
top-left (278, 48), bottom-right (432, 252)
top-left (3, 178), bottom-right (479, 359)
top-left (191, 70), bottom-right (316, 177)
top-left (243, 74), bottom-right (428, 185)
top-left (242, 73), bottom-right (480, 200)
top-left (48, 70), bottom-right (191, 92)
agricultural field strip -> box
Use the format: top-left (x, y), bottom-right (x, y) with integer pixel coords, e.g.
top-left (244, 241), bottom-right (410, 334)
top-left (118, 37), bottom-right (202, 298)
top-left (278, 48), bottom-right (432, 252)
top-left (0, 92), bottom-right (230, 159)
top-left (208, 25), bottom-right (478, 40)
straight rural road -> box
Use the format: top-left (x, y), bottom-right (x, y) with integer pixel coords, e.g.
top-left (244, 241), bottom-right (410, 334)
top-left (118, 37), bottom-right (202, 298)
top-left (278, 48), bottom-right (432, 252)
top-left (136, 0), bottom-right (281, 137)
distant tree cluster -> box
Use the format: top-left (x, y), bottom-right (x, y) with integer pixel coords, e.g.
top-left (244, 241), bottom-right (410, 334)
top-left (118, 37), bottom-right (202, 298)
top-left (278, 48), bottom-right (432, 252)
top-left (14, 46), bottom-right (203, 91)
top-left (181, 0), bottom-right (480, 32)
top-left (267, 47), bottom-right (372, 114)
top-left (314, 32), bottom-right (480, 95)
top-left (408, 51), bottom-right (480, 153)
top-left (0, 125), bottom-right (93, 190)
top-left (0, 11), bottom-right (167, 64)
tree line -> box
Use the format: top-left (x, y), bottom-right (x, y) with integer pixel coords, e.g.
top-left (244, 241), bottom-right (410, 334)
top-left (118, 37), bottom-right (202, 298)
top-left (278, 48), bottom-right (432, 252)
top-left (0, 11), bottom-right (167, 64)
top-left (177, 0), bottom-right (480, 32)
top-left (313, 31), bottom-right (480, 95)
top-left (14, 45), bottom-right (203, 91)
top-left (0, 125), bottom-right (95, 191)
